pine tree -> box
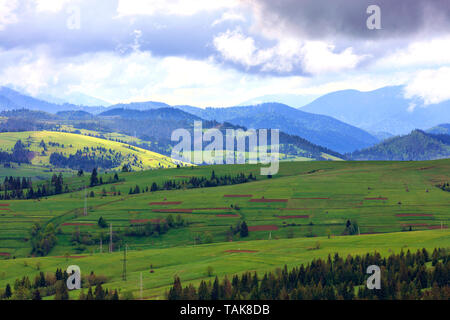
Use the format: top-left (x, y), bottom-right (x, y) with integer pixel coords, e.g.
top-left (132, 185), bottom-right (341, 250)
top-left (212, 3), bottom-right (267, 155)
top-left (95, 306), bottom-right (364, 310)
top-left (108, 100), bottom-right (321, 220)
top-left (54, 280), bottom-right (69, 300)
top-left (5, 284), bottom-right (12, 299)
top-left (94, 283), bottom-right (105, 300)
top-left (86, 286), bottom-right (94, 300)
top-left (240, 221), bottom-right (249, 238)
top-left (90, 168), bottom-right (99, 187)
top-left (211, 277), bottom-right (220, 300)
top-left (168, 276), bottom-right (183, 300)
top-left (32, 289), bottom-right (41, 300)
top-left (198, 281), bottom-right (210, 300)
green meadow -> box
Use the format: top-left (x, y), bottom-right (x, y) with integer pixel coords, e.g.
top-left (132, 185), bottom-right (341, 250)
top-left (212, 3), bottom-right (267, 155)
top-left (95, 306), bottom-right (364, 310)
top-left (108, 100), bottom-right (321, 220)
top-left (0, 131), bottom-right (180, 171)
top-left (0, 230), bottom-right (448, 299)
top-left (0, 158), bottom-right (449, 298)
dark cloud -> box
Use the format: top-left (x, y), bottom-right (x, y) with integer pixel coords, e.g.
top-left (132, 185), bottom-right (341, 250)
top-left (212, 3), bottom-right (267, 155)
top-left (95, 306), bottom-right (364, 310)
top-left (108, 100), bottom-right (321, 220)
top-left (250, 0), bottom-right (450, 39)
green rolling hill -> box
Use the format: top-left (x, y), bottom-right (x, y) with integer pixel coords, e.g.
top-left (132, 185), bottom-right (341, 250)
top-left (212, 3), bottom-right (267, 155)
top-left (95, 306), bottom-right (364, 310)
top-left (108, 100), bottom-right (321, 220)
top-left (349, 130), bottom-right (450, 161)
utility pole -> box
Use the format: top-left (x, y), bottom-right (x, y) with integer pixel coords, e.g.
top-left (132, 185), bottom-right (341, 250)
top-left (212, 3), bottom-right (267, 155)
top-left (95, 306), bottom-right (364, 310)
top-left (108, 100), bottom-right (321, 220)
top-left (109, 223), bottom-right (113, 253)
top-left (84, 186), bottom-right (87, 216)
top-left (122, 244), bottom-right (128, 281)
top-left (140, 272), bottom-right (143, 300)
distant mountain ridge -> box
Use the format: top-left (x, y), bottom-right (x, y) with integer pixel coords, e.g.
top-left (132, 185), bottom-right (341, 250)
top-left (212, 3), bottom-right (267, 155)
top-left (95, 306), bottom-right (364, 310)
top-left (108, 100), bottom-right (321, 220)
top-left (174, 103), bottom-right (378, 153)
top-left (0, 108), bottom-right (345, 161)
top-left (99, 107), bottom-right (202, 121)
top-left (0, 86), bottom-right (104, 114)
top-left (349, 130), bottom-right (450, 161)
top-left (427, 123), bottom-right (450, 135)
top-left (0, 87), bottom-right (379, 153)
top-left (300, 86), bottom-right (450, 136)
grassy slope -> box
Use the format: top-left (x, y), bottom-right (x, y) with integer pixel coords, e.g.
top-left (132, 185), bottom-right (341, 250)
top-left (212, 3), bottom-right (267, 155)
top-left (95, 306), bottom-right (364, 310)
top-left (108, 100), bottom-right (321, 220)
top-left (0, 160), bottom-right (449, 258)
top-left (0, 230), bottom-right (448, 299)
top-left (0, 131), bottom-right (181, 170)
top-left (0, 159), bottom-right (449, 299)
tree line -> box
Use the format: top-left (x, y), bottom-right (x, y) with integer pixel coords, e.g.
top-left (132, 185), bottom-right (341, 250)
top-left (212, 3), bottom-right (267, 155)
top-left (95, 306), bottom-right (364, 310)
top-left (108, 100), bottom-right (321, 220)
top-left (0, 169), bottom-right (121, 201)
top-left (0, 268), bottom-right (119, 300)
top-left (70, 215), bottom-right (188, 252)
top-left (168, 248), bottom-right (449, 300)
top-left (128, 171), bottom-right (256, 196)
top-left (49, 150), bottom-right (123, 171)
top-left (0, 140), bottom-right (33, 164)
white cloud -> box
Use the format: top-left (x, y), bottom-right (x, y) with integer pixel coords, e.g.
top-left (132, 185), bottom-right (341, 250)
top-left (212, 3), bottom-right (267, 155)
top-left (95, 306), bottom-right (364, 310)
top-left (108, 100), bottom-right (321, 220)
top-left (213, 29), bottom-right (268, 68)
top-left (213, 29), bottom-right (367, 74)
top-left (376, 36), bottom-right (450, 70)
top-left (117, 0), bottom-right (239, 17)
top-left (0, 46), bottom-right (309, 107)
top-left (0, 0), bottom-right (19, 30)
top-left (300, 42), bottom-right (368, 75)
top-left (32, 0), bottom-right (73, 13)
top-left (404, 67), bottom-right (450, 105)
top-left (212, 11), bottom-right (246, 26)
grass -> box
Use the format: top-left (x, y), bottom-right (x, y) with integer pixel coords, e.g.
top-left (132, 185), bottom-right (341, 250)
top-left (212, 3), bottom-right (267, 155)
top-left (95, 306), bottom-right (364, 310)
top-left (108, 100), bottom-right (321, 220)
top-left (0, 157), bottom-right (449, 299)
top-left (0, 131), bottom-right (182, 171)
top-left (0, 159), bottom-right (449, 258)
top-left (0, 229), bottom-right (447, 299)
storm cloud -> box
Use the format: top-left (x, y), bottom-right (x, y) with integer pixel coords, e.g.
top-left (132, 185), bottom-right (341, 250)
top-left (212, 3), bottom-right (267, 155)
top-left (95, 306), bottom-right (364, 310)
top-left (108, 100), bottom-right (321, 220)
top-left (249, 0), bottom-right (450, 40)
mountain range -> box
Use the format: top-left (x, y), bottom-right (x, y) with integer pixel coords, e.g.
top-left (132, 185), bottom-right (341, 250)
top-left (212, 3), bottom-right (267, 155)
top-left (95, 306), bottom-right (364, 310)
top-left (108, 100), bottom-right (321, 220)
top-left (174, 103), bottom-right (378, 153)
top-left (0, 86), bottom-right (378, 153)
top-left (300, 86), bottom-right (450, 136)
top-left (0, 108), bottom-right (344, 161)
top-left (2, 85), bottom-right (450, 157)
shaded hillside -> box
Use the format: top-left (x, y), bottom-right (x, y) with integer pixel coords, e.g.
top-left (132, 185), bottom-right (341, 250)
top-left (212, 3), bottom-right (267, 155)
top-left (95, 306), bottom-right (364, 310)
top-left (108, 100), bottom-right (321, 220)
top-left (98, 107), bottom-right (202, 122)
top-left (176, 103), bottom-right (378, 153)
top-left (428, 123), bottom-right (450, 135)
top-left (348, 130), bottom-right (450, 161)
top-left (0, 108), bottom-right (344, 161)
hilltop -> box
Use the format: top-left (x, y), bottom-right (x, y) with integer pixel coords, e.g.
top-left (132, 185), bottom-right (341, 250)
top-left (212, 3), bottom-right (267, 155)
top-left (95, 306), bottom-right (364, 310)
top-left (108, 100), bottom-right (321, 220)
top-left (0, 131), bottom-right (182, 172)
top-left (349, 130), bottom-right (450, 161)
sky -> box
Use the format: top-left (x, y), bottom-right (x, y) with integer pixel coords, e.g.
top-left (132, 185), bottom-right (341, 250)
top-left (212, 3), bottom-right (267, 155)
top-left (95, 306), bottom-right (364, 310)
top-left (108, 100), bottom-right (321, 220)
top-left (0, 0), bottom-right (450, 107)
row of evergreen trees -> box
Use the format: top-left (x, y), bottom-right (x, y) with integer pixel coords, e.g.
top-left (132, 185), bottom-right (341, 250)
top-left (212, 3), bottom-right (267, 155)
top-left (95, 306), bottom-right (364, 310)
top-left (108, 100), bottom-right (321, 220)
top-left (168, 248), bottom-right (449, 300)
top-left (0, 268), bottom-right (114, 300)
top-left (0, 173), bottom-right (66, 200)
top-left (1, 176), bottom-right (32, 191)
top-left (49, 150), bottom-right (123, 171)
top-left (128, 171), bottom-right (256, 195)
top-left (124, 214), bottom-right (187, 238)
top-left (0, 169), bottom-right (121, 201)
top-left (0, 140), bottom-right (33, 164)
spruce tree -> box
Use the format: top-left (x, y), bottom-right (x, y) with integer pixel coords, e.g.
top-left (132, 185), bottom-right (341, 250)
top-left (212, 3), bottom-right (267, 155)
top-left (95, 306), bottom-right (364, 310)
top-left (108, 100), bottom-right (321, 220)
top-left (240, 221), bottom-right (249, 238)
top-left (90, 168), bottom-right (99, 187)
